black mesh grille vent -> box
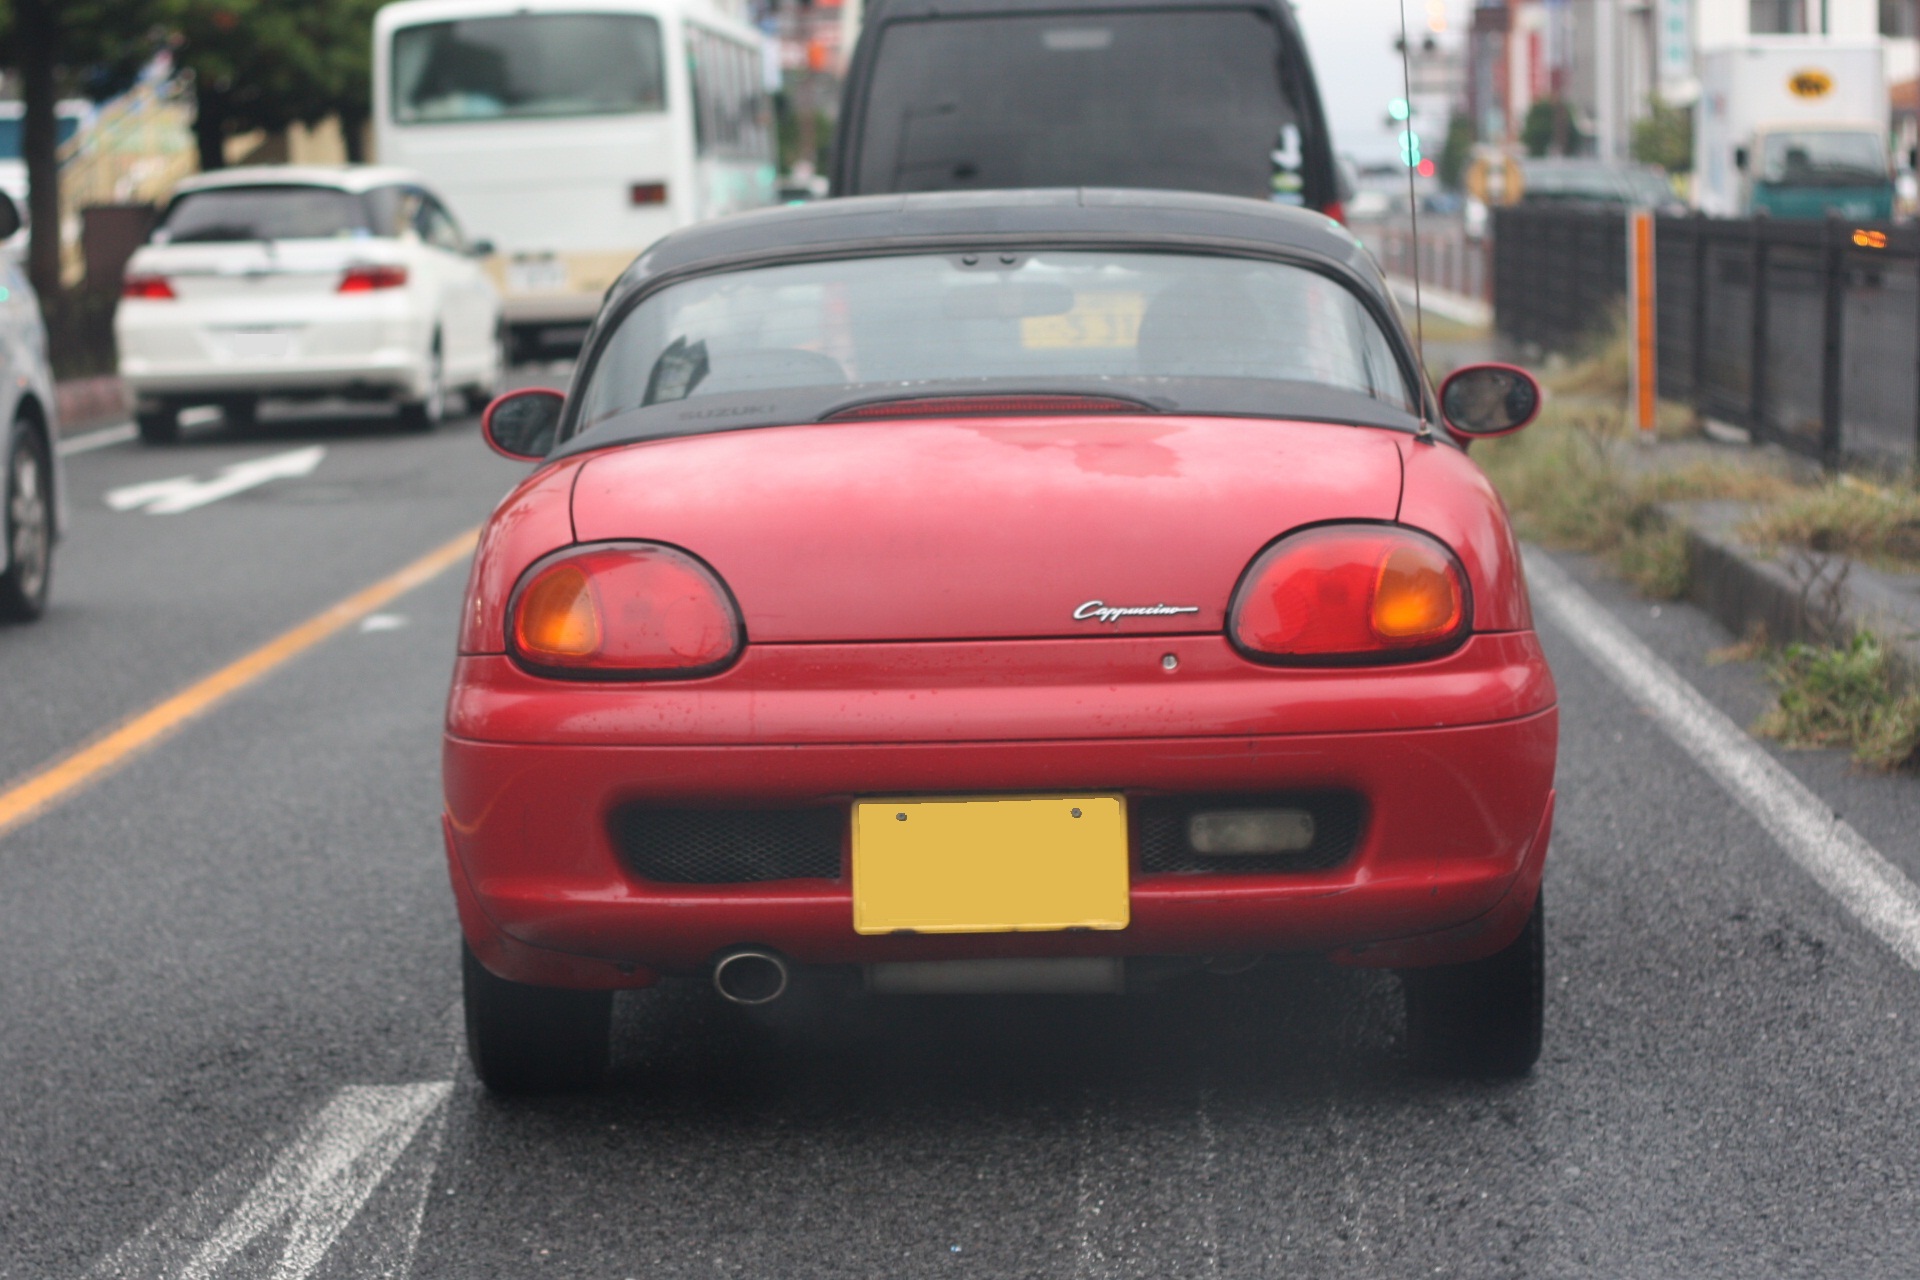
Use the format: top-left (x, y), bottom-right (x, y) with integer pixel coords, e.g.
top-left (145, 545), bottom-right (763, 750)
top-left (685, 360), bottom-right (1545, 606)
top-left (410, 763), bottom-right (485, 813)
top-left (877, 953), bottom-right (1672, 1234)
top-left (1134, 792), bottom-right (1364, 875)
top-left (610, 805), bottom-right (845, 883)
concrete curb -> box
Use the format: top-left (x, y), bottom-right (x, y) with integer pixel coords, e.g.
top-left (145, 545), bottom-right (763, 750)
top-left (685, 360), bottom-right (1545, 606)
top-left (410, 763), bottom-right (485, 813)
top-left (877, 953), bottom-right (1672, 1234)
top-left (1386, 275), bottom-right (1492, 329)
top-left (55, 374), bottom-right (127, 435)
top-left (1664, 499), bottom-right (1920, 686)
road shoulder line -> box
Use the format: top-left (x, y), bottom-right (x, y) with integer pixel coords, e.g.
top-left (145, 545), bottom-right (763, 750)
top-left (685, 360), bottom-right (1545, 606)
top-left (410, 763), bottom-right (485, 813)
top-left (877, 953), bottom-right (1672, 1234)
top-left (1525, 547), bottom-right (1920, 971)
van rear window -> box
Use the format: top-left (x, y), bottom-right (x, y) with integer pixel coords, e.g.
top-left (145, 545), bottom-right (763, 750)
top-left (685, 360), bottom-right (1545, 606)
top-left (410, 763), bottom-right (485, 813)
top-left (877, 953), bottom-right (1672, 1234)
top-left (852, 10), bottom-right (1302, 200)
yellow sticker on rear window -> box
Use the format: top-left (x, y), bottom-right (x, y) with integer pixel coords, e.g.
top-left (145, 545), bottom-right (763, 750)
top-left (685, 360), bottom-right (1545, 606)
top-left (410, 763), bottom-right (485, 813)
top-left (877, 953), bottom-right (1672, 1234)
top-left (1021, 291), bottom-right (1145, 350)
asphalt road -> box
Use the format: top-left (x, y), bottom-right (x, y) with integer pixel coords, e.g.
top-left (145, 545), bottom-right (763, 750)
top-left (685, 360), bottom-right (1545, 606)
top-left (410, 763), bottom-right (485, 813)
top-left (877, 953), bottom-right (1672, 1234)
top-left (3, 397), bottom-right (1918, 1279)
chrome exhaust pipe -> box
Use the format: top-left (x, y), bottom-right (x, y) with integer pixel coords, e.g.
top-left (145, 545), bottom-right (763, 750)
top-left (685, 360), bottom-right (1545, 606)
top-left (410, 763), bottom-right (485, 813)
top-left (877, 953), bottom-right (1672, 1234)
top-left (712, 949), bottom-right (790, 1005)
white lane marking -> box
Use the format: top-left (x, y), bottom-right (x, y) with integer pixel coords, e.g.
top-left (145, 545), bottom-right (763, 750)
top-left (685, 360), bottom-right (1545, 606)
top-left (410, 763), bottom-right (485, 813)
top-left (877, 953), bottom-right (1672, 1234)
top-left (105, 446), bottom-right (325, 515)
top-left (87, 1082), bottom-right (452, 1280)
top-left (1070, 1094), bottom-right (1114, 1280)
top-left (358, 612), bottom-right (409, 633)
top-left (59, 422), bottom-right (138, 456)
top-left (1525, 548), bottom-right (1920, 970)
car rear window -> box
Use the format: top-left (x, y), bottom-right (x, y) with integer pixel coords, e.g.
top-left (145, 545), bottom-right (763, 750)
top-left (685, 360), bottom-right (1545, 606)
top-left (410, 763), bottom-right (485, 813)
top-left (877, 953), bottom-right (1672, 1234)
top-left (576, 251), bottom-right (1412, 432)
top-left (851, 11), bottom-right (1303, 201)
top-left (156, 186), bottom-right (370, 243)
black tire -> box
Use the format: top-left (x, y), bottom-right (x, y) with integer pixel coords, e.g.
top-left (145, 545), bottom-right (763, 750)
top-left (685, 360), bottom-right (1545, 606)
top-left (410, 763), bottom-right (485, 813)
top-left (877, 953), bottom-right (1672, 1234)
top-left (1402, 890), bottom-right (1544, 1077)
top-left (135, 407), bottom-right (179, 444)
top-left (0, 424), bottom-right (52, 622)
top-left (463, 943), bottom-right (612, 1094)
top-left (398, 339), bottom-right (446, 432)
top-left (222, 397), bottom-right (258, 431)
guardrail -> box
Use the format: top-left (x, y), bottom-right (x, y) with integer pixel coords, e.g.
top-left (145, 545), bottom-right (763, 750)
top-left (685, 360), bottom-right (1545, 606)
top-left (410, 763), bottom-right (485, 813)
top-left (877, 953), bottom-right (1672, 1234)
top-left (1492, 203), bottom-right (1920, 472)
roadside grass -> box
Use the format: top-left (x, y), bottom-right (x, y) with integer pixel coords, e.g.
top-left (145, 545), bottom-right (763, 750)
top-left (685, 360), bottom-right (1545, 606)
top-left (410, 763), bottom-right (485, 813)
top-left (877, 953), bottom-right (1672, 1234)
top-left (1473, 326), bottom-right (1920, 771)
top-left (1739, 478), bottom-right (1920, 569)
top-left (1473, 392), bottom-right (1789, 599)
top-left (1756, 633), bottom-right (1920, 771)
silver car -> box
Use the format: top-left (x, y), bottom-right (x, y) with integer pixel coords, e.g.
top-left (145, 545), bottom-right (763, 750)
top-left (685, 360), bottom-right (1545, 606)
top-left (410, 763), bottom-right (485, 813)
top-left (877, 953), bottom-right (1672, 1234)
top-left (0, 190), bottom-right (62, 621)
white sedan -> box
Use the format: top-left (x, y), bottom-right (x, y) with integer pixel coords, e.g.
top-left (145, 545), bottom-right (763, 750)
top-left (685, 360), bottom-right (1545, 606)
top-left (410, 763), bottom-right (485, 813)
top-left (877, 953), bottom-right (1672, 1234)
top-left (115, 166), bottom-right (503, 443)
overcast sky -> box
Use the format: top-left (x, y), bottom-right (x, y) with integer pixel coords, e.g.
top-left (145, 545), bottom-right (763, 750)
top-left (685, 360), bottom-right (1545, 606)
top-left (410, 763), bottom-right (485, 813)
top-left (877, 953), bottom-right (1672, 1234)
top-left (1294, 0), bottom-right (1471, 164)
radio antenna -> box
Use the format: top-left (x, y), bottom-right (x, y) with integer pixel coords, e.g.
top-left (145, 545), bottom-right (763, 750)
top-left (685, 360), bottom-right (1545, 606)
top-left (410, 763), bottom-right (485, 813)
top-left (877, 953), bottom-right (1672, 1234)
top-left (1396, 0), bottom-right (1432, 435)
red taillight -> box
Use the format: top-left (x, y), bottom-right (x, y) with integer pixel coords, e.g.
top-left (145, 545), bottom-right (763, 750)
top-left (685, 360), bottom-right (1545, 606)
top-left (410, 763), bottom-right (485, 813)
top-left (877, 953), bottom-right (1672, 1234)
top-left (338, 264), bottom-right (408, 293)
top-left (629, 182), bottom-right (668, 205)
top-left (508, 543), bottom-right (742, 678)
top-left (122, 274), bottom-right (175, 300)
top-left (1228, 525), bottom-right (1469, 664)
top-left (828, 394), bottom-right (1150, 420)
top-left (1322, 200), bottom-right (1346, 226)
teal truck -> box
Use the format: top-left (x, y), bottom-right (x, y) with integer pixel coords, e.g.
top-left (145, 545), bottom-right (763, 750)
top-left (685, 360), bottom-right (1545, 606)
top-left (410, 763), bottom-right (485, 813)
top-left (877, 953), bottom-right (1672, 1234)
top-left (1693, 40), bottom-right (1894, 220)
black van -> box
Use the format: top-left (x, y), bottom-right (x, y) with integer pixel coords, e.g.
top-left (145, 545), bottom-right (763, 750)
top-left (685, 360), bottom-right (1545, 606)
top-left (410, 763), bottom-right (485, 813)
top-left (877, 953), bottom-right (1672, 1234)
top-left (830, 0), bottom-right (1342, 216)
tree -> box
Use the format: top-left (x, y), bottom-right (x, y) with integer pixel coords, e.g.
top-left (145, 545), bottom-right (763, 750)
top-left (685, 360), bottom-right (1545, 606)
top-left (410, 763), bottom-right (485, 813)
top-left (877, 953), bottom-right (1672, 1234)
top-left (0, 0), bottom-right (156, 301)
top-left (154, 0), bottom-right (380, 169)
top-left (1631, 98), bottom-right (1692, 174)
top-left (1521, 99), bottom-right (1586, 159)
top-left (1438, 115), bottom-right (1476, 192)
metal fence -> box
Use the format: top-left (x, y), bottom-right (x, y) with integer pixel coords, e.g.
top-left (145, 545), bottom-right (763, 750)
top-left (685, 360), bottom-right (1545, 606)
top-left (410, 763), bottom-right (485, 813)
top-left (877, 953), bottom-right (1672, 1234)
top-left (1364, 219), bottom-right (1492, 303)
top-left (1492, 204), bottom-right (1920, 472)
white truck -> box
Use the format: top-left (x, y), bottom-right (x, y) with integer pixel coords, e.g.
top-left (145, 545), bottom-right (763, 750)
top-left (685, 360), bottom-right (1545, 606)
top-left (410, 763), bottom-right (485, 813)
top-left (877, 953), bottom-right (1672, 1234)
top-left (1693, 40), bottom-right (1892, 220)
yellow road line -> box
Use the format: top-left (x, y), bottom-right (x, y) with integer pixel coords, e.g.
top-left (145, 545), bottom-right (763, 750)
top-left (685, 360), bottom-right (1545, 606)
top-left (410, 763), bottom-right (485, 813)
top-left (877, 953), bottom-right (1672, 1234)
top-left (0, 528), bottom-right (480, 842)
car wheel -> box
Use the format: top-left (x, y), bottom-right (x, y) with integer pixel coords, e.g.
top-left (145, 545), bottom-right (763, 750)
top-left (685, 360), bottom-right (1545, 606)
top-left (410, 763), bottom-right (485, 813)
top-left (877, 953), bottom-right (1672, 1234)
top-left (1401, 890), bottom-right (1544, 1077)
top-left (135, 407), bottom-right (179, 445)
top-left (223, 397), bottom-right (258, 431)
top-left (398, 339), bottom-right (446, 433)
top-left (0, 423), bottom-right (52, 621)
top-left (462, 943), bottom-right (612, 1094)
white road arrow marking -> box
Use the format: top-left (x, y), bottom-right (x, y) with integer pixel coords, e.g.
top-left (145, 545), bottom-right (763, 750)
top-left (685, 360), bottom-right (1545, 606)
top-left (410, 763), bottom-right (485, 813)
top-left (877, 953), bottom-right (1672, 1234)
top-left (86, 1082), bottom-right (453, 1280)
top-left (105, 446), bottom-right (325, 515)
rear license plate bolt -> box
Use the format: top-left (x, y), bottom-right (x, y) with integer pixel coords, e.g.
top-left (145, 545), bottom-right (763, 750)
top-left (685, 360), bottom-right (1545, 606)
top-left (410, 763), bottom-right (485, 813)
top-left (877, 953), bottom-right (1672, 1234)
top-left (1071, 808), bottom-right (1082, 818)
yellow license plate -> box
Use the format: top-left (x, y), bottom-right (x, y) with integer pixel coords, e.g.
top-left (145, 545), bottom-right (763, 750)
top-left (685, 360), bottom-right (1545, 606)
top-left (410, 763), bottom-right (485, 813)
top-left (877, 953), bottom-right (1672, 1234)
top-left (1020, 291), bottom-right (1145, 350)
top-left (852, 795), bottom-right (1130, 935)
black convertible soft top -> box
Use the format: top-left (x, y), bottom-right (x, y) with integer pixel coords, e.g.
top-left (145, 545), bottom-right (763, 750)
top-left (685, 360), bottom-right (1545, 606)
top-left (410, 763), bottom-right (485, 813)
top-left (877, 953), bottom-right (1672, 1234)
top-left (611, 188), bottom-right (1378, 299)
top-left (555, 189), bottom-right (1428, 455)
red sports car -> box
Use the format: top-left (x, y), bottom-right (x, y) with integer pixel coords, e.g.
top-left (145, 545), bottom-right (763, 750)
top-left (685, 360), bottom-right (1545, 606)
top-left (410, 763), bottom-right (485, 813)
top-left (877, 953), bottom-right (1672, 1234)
top-left (449, 189), bottom-right (1555, 1093)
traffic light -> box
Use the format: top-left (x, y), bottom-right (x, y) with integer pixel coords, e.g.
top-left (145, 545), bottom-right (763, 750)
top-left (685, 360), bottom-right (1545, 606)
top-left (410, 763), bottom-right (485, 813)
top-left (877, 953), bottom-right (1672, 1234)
top-left (1387, 98), bottom-right (1411, 122)
top-left (1399, 129), bottom-right (1422, 167)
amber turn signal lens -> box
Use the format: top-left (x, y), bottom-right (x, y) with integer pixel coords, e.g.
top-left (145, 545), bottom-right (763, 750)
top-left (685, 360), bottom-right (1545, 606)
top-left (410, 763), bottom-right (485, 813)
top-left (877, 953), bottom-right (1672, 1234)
top-left (1229, 525), bottom-right (1469, 663)
top-left (508, 543), bottom-right (742, 678)
top-left (1371, 543), bottom-right (1465, 641)
top-left (514, 564), bottom-right (600, 659)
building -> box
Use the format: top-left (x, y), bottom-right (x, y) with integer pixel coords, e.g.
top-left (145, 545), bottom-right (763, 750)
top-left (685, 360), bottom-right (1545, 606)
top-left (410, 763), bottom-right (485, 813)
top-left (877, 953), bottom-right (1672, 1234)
top-left (1469, 0), bottom-right (1917, 160)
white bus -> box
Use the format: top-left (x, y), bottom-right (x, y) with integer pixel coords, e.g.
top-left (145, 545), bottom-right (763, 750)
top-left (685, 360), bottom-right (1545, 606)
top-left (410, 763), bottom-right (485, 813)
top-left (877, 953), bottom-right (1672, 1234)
top-left (373, 0), bottom-right (776, 358)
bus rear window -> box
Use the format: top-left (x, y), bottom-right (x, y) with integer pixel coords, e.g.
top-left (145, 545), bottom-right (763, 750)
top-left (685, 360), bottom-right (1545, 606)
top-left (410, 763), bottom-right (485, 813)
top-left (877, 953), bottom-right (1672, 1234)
top-left (852, 10), bottom-right (1301, 200)
top-left (391, 14), bottom-right (666, 122)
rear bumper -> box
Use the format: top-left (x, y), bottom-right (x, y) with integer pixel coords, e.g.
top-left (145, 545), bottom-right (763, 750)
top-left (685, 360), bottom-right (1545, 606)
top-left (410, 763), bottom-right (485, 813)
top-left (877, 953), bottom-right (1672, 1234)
top-left (115, 301), bottom-right (430, 401)
top-left (445, 669), bottom-right (1558, 987)
top-left (122, 369), bottom-right (423, 402)
top-left (500, 294), bottom-right (601, 327)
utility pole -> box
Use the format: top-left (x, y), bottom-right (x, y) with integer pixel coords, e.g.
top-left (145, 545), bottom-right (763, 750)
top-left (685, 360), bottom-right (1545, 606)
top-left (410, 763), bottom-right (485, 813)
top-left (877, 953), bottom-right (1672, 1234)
top-left (13, 0), bottom-right (62, 303)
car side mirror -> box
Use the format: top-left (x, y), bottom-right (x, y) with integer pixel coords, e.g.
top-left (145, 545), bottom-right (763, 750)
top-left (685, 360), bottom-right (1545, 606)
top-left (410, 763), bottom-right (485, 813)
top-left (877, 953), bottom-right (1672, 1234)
top-left (1438, 363), bottom-right (1541, 441)
top-left (469, 238), bottom-right (496, 257)
top-left (483, 387), bottom-right (565, 460)
top-left (1734, 146), bottom-right (1750, 172)
top-left (0, 191), bottom-right (22, 240)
